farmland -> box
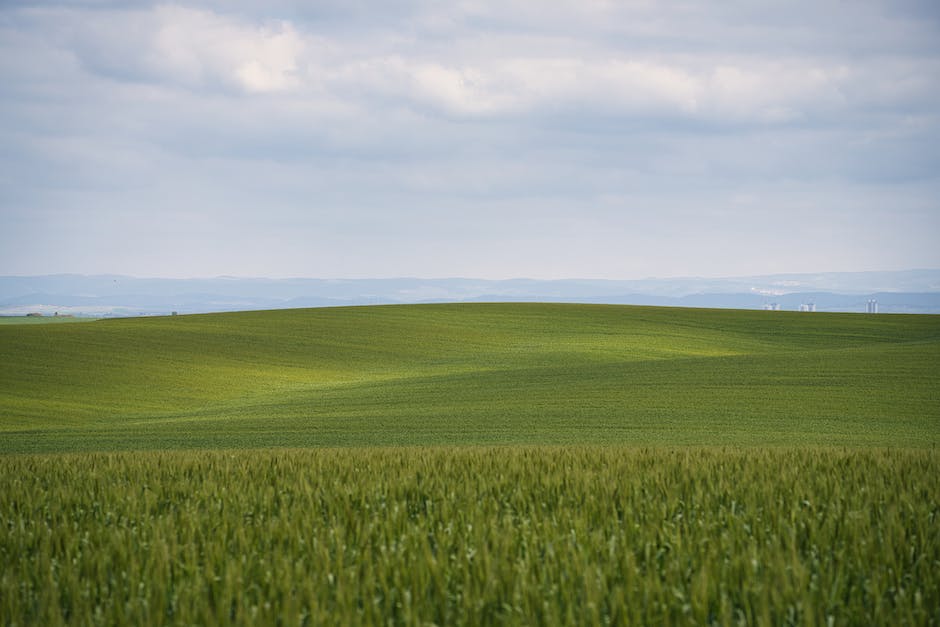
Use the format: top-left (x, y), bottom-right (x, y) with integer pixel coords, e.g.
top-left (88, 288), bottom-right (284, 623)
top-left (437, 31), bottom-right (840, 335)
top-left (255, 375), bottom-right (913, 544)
top-left (1, 303), bottom-right (938, 452)
top-left (1, 304), bottom-right (939, 624)
top-left (2, 448), bottom-right (937, 625)
top-left (0, 315), bottom-right (92, 326)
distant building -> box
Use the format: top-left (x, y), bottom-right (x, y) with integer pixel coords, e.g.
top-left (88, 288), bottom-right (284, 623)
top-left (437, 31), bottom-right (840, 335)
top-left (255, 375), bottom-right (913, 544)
top-left (763, 303), bottom-right (780, 311)
top-left (867, 299), bottom-right (878, 314)
top-left (799, 303), bottom-right (816, 312)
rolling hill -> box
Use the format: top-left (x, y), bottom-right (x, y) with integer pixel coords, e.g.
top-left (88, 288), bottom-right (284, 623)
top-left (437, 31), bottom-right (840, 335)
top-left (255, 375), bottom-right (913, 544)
top-left (1, 303), bottom-right (938, 453)
top-left (3, 303), bottom-right (939, 624)
top-left (4, 270), bottom-right (940, 315)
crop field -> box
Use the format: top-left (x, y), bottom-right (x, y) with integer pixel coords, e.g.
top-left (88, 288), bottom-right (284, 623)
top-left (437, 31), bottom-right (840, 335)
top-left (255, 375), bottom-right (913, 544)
top-left (2, 448), bottom-right (938, 625)
top-left (1, 303), bottom-right (938, 452)
top-left (1, 304), bottom-right (939, 624)
top-left (0, 315), bottom-right (92, 326)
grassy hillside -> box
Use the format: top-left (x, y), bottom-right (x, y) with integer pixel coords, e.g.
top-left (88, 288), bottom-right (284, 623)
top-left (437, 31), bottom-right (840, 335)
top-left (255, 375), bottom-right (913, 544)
top-left (1, 303), bottom-right (938, 453)
top-left (2, 304), bottom-right (938, 624)
top-left (0, 315), bottom-right (92, 325)
top-left (3, 448), bottom-right (937, 625)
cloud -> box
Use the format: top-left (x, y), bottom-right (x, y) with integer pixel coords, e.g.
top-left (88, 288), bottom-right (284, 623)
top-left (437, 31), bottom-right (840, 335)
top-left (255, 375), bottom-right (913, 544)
top-left (30, 2), bottom-right (931, 124)
top-left (0, 1), bottom-right (938, 279)
top-left (55, 5), bottom-right (307, 93)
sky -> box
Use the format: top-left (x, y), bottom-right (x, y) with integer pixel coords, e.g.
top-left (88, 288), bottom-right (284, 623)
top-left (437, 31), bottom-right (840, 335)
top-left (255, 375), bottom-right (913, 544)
top-left (1, 1), bottom-right (938, 280)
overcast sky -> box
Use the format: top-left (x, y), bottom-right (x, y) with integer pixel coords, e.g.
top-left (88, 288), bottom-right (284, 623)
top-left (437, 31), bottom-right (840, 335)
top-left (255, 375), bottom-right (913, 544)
top-left (1, 1), bottom-right (938, 279)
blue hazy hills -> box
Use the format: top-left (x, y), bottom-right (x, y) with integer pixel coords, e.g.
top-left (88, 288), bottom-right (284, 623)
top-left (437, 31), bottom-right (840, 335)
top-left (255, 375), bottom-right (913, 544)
top-left (1, 270), bottom-right (939, 316)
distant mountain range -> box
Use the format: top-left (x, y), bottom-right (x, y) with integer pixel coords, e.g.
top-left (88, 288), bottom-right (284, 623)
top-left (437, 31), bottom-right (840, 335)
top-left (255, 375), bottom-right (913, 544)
top-left (1, 270), bottom-right (939, 316)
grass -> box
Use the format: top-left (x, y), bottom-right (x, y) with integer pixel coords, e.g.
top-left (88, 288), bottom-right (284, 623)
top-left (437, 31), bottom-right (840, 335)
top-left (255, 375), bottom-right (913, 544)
top-left (1, 303), bottom-right (938, 453)
top-left (2, 447), bottom-right (937, 625)
top-left (2, 303), bottom-right (938, 624)
top-left (0, 315), bottom-right (94, 325)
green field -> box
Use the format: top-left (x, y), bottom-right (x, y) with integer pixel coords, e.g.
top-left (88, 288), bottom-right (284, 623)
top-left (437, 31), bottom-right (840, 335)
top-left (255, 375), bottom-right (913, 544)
top-left (1, 448), bottom-right (936, 626)
top-left (0, 315), bottom-right (93, 326)
top-left (2, 304), bottom-right (938, 624)
top-left (1, 303), bottom-right (938, 452)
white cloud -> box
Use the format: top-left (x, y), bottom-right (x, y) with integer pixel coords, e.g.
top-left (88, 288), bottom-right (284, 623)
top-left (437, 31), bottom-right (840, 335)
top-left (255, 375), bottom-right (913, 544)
top-left (21, 1), bottom-right (930, 130)
top-left (1, 0), bottom-right (938, 278)
top-left (379, 55), bottom-right (855, 123)
top-left (59, 5), bottom-right (307, 93)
